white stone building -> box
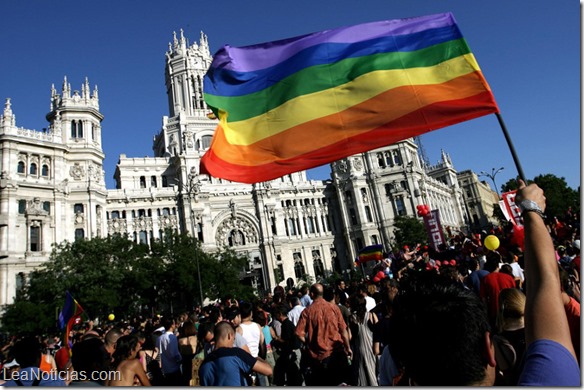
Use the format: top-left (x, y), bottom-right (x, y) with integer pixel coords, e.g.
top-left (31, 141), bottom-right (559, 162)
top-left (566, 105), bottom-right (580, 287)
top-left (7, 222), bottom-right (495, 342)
top-left (0, 30), bottom-right (489, 305)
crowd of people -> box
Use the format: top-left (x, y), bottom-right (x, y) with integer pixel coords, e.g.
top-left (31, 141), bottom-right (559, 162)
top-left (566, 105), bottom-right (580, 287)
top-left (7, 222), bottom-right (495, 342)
top-left (0, 180), bottom-right (580, 386)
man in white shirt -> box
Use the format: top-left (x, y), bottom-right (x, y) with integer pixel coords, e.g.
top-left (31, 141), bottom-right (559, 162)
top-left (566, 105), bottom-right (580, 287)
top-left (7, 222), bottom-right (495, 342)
top-left (287, 296), bottom-right (305, 326)
top-left (157, 317), bottom-right (182, 385)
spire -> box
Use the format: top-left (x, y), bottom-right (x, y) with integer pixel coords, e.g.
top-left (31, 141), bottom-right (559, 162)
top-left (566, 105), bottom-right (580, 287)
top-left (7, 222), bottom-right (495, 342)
top-left (3, 98), bottom-right (12, 116)
top-left (2, 98), bottom-right (14, 129)
top-left (82, 77), bottom-right (90, 99)
top-left (200, 31), bottom-right (210, 56)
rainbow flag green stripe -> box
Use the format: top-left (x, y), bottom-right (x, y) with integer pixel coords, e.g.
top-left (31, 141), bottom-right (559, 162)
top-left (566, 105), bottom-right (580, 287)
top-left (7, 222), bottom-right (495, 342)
top-left (200, 13), bottom-right (499, 184)
top-left (204, 23), bottom-right (463, 97)
top-left (204, 38), bottom-right (472, 123)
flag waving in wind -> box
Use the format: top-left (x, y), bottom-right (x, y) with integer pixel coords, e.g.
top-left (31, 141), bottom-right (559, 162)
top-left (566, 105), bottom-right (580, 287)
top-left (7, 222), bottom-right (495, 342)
top-left (357, 244), bottom-right (384, 264)
top-left (58, 291), bottom-right (84, 349)
top-left (201, 12), bottom-right (499, 184)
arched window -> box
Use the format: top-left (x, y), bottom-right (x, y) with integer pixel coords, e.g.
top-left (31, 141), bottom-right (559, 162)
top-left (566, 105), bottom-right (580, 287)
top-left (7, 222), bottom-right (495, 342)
top-left (111, 211), bottom-right (120, 219)
top-left (294, 259), bottom-right (305, 280)
top-left (313, 258), bottom-right (324, 278)
top-left (29, 163), bottom-right (37, 175)
top-left (71, 120), bottom-right (84, 139)
top-left (377, 152), bottom-right (385, 168)
top-left (17, 161), bottom-right (25, 174)
top-left (41, 164), bottom-right (49, 177)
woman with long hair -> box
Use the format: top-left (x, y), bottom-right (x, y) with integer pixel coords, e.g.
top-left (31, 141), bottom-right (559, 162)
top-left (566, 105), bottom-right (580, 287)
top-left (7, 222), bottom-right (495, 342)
top-left (348, 293), bottom-right (379, 386)
top-left (178, 321), bottom-right (198, 385)
top-left (108, 334), bottom-right (151, 386)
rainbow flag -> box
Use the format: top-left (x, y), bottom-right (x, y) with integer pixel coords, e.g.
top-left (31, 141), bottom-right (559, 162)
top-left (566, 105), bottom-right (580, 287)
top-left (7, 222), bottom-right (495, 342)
top-left (201, 12), bottom-right (499, 184)
top-left (58, 291), bottom-right (84, 330)
top-left (58, 291), bottom-right (84, 349)
top-left (357, 244), bottom-right (384, 264)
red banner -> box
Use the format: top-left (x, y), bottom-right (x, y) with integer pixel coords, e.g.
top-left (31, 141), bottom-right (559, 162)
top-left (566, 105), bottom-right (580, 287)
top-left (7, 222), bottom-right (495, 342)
top-left (499, 190), bottom-right (522, 226)
top-left (423, 209), bottom-right (446, 250)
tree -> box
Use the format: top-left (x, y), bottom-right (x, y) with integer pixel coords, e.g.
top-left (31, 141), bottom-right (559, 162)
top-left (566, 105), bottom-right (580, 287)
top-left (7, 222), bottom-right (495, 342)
top-left (500, 173), bottom-right (579, 219)
top-left (391, 216), bottom-right (428, 250)
top-left (1, 231), bottom-right (256, 334)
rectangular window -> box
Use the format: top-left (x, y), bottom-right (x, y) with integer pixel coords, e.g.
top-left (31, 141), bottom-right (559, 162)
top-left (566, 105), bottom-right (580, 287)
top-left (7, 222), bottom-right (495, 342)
top-left (349, 208), bottom-right (358, 225)
top-left (307, 217), bottom-right (315, 234)
top-left (75, 228), bottom-right (84, 241)
top-left (396, 196), bottom-right (406, 216)
top-left (18, 200), bottom-right (26, 214)
top-left (74, 203), bottom-right (84, 214)
top-left (30, 226), bottom-right (40, 251)
top-left (43, 201), bottom-right (50, 214)
top-left (288, 218), bottom-right (297, 236)
top-left (365, 206), bottom-right (373, 223)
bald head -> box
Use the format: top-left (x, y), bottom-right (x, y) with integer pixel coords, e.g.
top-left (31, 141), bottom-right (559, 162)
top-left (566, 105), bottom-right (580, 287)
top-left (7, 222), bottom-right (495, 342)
top-left (310, 283), bottom-right (323, 298)
top-left (214, 322), bottom-right (235, 348)
top-left (215, 322), bottom-right (234, 340)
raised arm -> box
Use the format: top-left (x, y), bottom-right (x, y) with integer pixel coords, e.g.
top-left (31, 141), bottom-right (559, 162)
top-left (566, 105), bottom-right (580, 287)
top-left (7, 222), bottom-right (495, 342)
top-left (515, 179), bottom-right (576, 359)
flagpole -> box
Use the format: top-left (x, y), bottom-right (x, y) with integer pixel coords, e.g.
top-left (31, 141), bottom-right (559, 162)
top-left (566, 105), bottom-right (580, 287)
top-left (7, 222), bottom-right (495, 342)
top-left (495, 113), bottom-right (526, 182)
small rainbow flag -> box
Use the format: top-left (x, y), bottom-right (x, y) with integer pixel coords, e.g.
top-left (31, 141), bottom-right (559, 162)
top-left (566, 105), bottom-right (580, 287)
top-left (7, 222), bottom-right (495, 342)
top-left (201, 12), bottom-right (499, 183)
top-left (58, 291), bottom-right (84, 330)
top-left (58, 291), bottom-right (84, 349)
top-left (357, 244), bottom-right (384, 264)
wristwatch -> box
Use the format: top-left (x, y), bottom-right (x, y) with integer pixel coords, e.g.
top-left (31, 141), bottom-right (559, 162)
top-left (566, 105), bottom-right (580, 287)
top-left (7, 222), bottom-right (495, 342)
top-left (518, 199), bottom-right (545, 219)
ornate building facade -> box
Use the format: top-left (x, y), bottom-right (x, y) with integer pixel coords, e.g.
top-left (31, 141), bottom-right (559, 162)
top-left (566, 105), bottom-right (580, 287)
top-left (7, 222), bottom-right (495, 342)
top-left (0, 31), bottom-right (495, 305)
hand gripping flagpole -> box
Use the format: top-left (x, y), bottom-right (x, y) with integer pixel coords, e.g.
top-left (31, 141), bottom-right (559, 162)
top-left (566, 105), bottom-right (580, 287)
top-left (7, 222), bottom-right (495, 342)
top-left (495, 113), bottom-right (527, 183)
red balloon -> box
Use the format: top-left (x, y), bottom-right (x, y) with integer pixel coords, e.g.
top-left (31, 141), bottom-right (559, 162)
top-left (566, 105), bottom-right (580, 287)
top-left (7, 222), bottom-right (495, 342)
top-left (373, 276), bottom-right (380, 283)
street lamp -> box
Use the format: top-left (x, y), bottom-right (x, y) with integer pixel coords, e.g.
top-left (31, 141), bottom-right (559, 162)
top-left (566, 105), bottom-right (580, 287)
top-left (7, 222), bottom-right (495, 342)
top-left (176, 172), bottom-right (204, 306)
top-left (478, 167), bottom-right (504, 197)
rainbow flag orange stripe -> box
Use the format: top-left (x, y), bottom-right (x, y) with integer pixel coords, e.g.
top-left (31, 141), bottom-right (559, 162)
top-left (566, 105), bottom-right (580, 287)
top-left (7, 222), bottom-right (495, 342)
top-left (358, 244), bottom-right (384, 264)
top-left (201, 13), bottom-right (498, 183)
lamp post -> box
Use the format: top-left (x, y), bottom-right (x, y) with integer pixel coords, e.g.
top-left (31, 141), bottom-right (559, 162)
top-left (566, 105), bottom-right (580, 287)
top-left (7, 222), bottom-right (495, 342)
top-left (478, 167), bottom-right (504, 197)
top-left (177, 172), bottom-right (204, 306)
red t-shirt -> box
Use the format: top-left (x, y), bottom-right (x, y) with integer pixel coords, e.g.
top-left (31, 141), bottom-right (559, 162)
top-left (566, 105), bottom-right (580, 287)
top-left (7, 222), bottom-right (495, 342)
top-left (480, 272), bottom-right (516, 321)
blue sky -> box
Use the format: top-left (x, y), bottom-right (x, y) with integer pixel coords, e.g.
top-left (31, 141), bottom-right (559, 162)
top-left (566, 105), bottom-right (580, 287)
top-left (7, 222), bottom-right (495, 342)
top-left (0, 0), bottom-right (580, 191)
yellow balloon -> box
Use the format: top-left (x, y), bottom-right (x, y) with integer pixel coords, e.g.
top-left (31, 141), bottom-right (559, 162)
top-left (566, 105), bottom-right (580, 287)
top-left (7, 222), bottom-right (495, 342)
top-left (484, 235), bottom-right (500, 251)
top-left (108, 314), bottom-right (115, 321)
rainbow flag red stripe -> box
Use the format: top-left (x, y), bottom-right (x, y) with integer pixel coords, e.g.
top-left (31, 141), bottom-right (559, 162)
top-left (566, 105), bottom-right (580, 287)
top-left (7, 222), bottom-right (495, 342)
top-left (358, 244), bottom-right (384, 263)
top-left (201, 12), bottom-right (498, 183)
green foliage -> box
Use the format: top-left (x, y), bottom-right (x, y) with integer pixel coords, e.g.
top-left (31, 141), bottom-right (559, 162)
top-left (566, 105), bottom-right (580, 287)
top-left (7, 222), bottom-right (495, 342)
top-left (392, 215), bottom-right (428, 250)
top-left (500, 173), bottom-right (580, 219)
top-left (1, 231), bottom-right (257, 333)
